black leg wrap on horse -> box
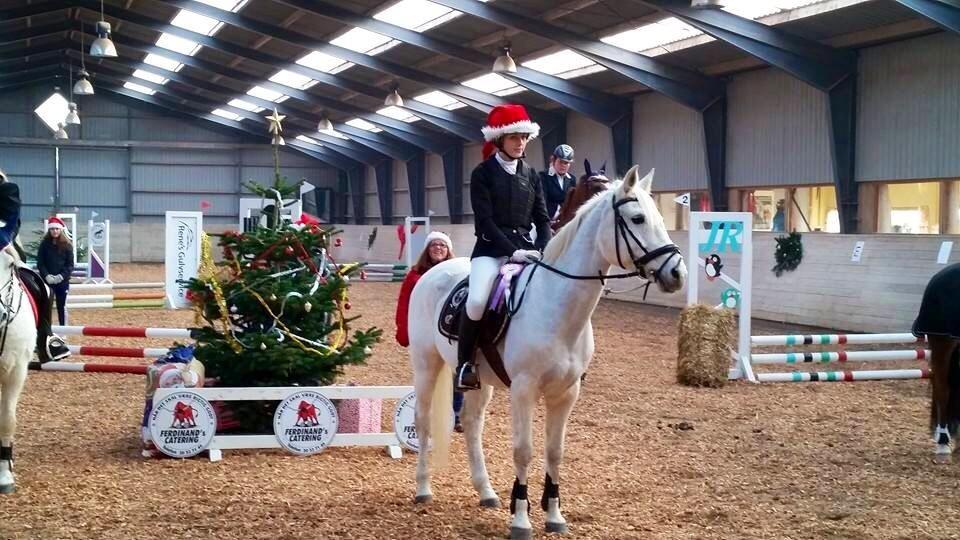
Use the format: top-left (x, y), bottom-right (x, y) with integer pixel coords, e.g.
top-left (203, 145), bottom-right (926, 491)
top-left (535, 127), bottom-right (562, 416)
top-left (510, 478), bottom-right (528, 515)
top-left (0, 444), bottom-right (12, 462)
top-left (541, 473), bottom-right (560, 512)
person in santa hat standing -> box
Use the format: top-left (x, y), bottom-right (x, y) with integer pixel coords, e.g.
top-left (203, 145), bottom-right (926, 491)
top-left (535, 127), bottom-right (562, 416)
top-left (37, 216), bottom-right (75, 327)
top-left (0, 168), bottom-right (71, 362)
top-left (455, 104), bottom-right (552, 391)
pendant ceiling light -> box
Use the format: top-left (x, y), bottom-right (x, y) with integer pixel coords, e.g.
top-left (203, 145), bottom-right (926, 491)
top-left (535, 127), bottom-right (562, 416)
top-left (90, 1), bottom-right (118, 58)
top-left (384, 84), bottom-right (404, 107)
top-left (74, 23), bottom-right (95, 95)
top-left (492, 45), bottom-right (517, 73)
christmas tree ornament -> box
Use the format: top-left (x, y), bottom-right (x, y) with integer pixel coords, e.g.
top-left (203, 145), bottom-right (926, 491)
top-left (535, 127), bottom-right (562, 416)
top-left (334, 238), bottom-right (343, 248)
top-left (260, 342), bottom-right (267, 350)
top-left (363, 346), bottom-right (372, 355)
top-left (284, 245), bottom-right (295, 256)
top-left (269, 294), bottom-right (277, 301)
top-left (230, 305), bottom-right (238, 313)
top-left (304, 301), bottom-right (313, 313)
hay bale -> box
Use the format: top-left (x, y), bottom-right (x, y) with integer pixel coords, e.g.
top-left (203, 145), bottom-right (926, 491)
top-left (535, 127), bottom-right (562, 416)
top-left (677, 304), bottom-right (736, 388)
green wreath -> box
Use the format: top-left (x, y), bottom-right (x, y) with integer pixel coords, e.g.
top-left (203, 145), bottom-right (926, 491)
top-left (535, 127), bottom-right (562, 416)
top-left (772, 231), bottom-right (803, 277)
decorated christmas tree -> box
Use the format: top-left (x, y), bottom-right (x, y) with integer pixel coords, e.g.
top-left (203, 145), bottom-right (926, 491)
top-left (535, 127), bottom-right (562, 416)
top-left (183, 109), bottom-right (381, 432)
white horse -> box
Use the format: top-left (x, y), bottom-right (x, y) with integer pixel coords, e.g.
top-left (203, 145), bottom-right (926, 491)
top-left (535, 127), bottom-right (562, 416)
top-left (0, 245), bottom-right (38, 494)
top-left (407, 165), bottom-right (687, 538)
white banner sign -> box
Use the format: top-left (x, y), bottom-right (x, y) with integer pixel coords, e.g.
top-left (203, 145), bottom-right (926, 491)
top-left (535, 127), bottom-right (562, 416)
top-left (165, 211), bottom-right (203, 309)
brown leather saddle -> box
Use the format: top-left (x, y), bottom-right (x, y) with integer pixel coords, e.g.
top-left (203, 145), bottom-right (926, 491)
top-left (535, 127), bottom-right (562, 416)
top-left (438, 264), bottom-right (528, 386)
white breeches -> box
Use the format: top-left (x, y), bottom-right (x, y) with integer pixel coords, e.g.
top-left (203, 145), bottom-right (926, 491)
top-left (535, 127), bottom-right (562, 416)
top-left (466, 256), bottom-right (506, 321)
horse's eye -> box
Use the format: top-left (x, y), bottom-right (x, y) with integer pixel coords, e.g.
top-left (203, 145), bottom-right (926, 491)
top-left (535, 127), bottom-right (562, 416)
top-left (631, 215), bottom-right (645, 225)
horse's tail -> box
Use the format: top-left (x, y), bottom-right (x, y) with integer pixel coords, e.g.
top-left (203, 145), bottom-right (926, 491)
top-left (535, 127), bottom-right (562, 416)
top-left (429, 361), bottom-right (453, 469)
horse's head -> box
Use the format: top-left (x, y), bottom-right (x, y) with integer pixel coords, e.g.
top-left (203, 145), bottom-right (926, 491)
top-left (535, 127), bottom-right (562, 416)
top-left (598, 166), bottom-right (686, 293)
top-left (555, 159), bottom-right (613, 229)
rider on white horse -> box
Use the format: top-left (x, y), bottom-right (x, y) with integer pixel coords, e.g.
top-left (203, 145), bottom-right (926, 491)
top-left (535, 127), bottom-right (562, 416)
top-left (0, 168), bottom-right (70, 363)
top-left (455, 104), bottom-right (552, 391)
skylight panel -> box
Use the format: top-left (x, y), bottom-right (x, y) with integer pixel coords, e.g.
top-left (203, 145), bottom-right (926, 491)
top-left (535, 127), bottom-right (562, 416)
top-left (156, 33), bottom-right (202, 56)
top-left (143, 53), bottom-right (183, 72)
top-left (377, 106), bottom-right (420, 122)
top-left (212, 108), bottom-right (243, 121)
top-left (123, 82), bottom-right (156, 95)
top-left (34, 92), bottom-right (70, 133)
top-left (601, 17), bottom-right (702, 53)
top-left (413, 90), bottom-right (467, 110)
top-left (171, 9), bottom-right (224, 36)
top-left (721, 0), bottom-right (781, 19)
top-left (195, 0), bottom-right (248, 12)
top-left (228, 98), bottom-right (263, 112)
top-left (773, 0), bottom-right (823, 8)
top-left (461, 73), bottom-right (521, 95)
top-left (295, 135), bottom-right (323, 146)
top-left (132, 69), bottom-right (168, 85)
top-left (268, 69), bottom-right (319, 90)
top-left (346, 118), bottom-right (382, 132)
top-left (331, 27), bottom-right (392, 54)
top-left (296, 50), bottom-right (351, 74)
top-left (522, 49), bottom-right (598, 78)
top-left (373, 0), bottom-right (453, 32)
top-left (321, 129), bottom-right (350, 140)
top-left (246, 85), bottom-right (287, 102)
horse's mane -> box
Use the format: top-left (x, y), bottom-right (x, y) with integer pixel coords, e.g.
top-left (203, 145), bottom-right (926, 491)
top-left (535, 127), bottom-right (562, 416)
top-left (542, 180), bottom-right (618, 264)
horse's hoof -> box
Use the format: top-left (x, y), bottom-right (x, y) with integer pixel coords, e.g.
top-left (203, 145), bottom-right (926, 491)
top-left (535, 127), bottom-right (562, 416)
top-left (545, 521), bottom-right (569, 534)
top-left (509, 527), bottom-right (533, 540)
top-left (414, 494), bottom-right (433, 504)
top-left (480, 497), bottom-right (501, 508)
top-left (0, 484), bottom-right (14, 495)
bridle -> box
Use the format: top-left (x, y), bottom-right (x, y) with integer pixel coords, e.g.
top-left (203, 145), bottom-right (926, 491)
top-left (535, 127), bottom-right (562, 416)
top-left (510, 191), bottom-right (683, 313)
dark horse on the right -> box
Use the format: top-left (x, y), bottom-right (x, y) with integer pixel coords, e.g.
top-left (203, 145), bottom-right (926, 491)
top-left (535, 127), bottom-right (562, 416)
top-left (914, 263), bottom-right (960, 461)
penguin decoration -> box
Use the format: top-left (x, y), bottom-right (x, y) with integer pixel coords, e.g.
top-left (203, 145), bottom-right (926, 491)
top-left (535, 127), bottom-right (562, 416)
top-left (704, 254), bottom-right (723, 282)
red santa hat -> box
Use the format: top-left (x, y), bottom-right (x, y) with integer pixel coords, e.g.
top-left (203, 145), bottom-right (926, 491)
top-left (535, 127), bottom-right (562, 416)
top-left (47, 216), bottom-right (65, 230)
top-left (481, 104), bottom-right (540, 160)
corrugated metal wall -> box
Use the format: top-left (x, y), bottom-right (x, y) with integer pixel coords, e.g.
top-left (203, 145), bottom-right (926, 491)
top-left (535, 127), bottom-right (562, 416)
top-left (566, 111), bottom-right (615, 176)
top-left (727, 67), bottom-right (834, 188)
top-left (364, 164), bottom-right (380, 222)
top-left (633, 92), bottom-right (708, 192)
top-left (426, 152), bottom-right (448, 223)
top-left (393, 158), bottom-right (411, 218)
top-left (857, 32), bottom-right (960, 182)
top-left (2, 146), bottom-right (55, 221)
top-left (60, 148), bottom-right (129, 222)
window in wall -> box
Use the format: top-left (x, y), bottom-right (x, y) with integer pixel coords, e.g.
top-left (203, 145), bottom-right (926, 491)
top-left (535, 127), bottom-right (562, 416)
top-left (879, 181), bottom-right (940, 234)
top-left (740, 186), bottom-right (838, 233)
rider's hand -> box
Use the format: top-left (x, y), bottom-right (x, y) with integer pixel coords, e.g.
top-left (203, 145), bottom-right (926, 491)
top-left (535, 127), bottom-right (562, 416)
top-left (45, 274), bottom-right (57, 285)
top-left (510, 249), bottom-right (541, 263)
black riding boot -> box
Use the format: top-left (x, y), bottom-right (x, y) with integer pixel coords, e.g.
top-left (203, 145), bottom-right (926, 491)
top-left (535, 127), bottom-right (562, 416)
top-left (17, 268), bottom-right (69, 363)
top-left (455, 316), bottom-right (481, 391)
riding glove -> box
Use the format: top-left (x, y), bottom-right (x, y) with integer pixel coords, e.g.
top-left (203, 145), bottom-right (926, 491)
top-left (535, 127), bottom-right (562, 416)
top-left (510, 249), bottom-right (541, 263)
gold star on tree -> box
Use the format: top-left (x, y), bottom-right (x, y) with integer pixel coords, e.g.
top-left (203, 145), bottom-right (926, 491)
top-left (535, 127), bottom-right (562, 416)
top-left (266, 108), bottom-right (286, 146)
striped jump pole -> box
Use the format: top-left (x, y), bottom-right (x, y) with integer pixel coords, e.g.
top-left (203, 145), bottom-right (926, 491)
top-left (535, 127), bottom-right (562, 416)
top-left (751, 333), bottom-right (921, 346)
top-left (28, 361), bottom-right (147, 374)
top-left (363, 264), bottom-right (407, 271)
top-left (69, 282), bottom-right (165, 291)
top-left (757, 368), bottom-right (931, 383)
top-left (751, 349), bottom-right (930, 365)
top-left (66, 300), bottom-right (166, 310)
top-left (67, 345), bottom-right (170, 358)
top-left (67, 292), bottom-right (165, 303)
top-left (53, 325), bottom-right (195, 339)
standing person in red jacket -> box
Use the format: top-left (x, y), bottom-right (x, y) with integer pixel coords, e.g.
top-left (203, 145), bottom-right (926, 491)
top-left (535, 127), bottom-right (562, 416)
top-left (394, 231), bottom-right (464, 430)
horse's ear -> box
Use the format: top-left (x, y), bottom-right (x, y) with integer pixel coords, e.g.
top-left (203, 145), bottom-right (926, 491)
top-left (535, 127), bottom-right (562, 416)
top-left (620, 164), bottom-right (641, 194)
top-left (584, 159), bottom-right (593, 177)
top-left (599, 161), bottom-right (606, 175)
top-left (637, 168), bottom-right (655, 193)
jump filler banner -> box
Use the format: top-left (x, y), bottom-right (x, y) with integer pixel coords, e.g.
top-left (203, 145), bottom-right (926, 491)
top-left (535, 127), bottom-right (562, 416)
top-left (165, 211), bottom-right (203, 310)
